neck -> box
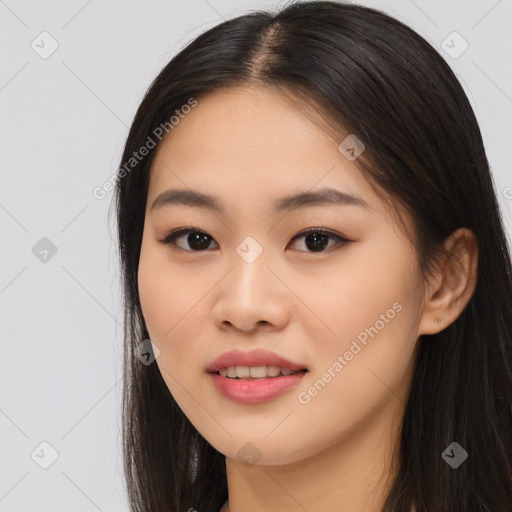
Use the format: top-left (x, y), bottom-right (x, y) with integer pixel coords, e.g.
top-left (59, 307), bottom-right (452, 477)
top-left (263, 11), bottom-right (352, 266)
top-left (222, 397), bottom-right (404, 512)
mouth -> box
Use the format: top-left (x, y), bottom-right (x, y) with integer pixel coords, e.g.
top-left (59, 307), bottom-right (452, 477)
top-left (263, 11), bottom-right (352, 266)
top-left (207, 366), bottom-right (309, 404)
top-left (209, 366), bottom-right (309, 380)
top-left (205, 348), bottom-right (308, 377)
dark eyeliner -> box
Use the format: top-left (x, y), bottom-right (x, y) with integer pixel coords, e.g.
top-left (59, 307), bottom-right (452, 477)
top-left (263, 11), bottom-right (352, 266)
top-left (158, 227), bottom-right (351, 251)
top-left (289, 227), bottom-right (351, 247)
top-left (157, 227), bottom-right (209, 246)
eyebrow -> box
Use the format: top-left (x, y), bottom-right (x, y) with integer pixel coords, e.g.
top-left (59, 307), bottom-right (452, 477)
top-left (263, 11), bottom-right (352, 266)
top-left (150, 187), bottom-right (372, 213)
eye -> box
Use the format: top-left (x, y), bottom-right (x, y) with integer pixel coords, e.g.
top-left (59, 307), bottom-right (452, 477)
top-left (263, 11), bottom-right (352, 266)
top-left (288, 228), bottom-right (351, 253)
top-left (158, 227), bottom-right (219, 252)
top-left (157, 227), bottom-right (351, 253)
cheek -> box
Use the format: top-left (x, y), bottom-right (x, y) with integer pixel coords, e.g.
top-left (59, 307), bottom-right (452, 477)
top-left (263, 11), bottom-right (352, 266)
top-left (138, 240), bottom-right (199, 335)
top-left (298, 242), bottom-right (420, 403)
top-left (137, 244), bottom-right (204, 374)
top-left (292, 242), bottom-right (417, 345)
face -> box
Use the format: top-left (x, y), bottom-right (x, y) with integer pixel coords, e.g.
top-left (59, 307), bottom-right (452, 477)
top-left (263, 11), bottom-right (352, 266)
top-left (137, 86), bottom-right (426, 466)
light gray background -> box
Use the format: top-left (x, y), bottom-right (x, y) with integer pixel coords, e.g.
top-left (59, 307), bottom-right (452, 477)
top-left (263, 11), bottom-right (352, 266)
top-left (1, 0), bottom-right (511, 510)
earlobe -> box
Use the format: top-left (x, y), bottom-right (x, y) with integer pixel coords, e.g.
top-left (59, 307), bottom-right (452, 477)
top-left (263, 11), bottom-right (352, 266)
top-left (418, 227), bottom-right (479, 336)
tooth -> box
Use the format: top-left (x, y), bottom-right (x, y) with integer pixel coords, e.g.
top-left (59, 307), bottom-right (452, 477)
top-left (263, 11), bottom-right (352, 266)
top-left (249, 366), bottom-right (267, 378)
top-left (237, 366), bottom-right (250, 378)
top-left (219, 367), bottom-right (228, 377)
top-left (227, 366), bottom-right (237, 378)
top-left (267, 365), bottom-right (281, 377)
top-left (280, 368), bottom-right (295, 376)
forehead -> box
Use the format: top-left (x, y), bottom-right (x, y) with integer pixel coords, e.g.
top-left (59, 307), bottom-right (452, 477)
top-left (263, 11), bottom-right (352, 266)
top-left (147, 86), bottom-right (379, 209)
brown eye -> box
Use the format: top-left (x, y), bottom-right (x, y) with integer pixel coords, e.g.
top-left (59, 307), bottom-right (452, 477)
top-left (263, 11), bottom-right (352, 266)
top-left (288, 228), bottom-right (350, 253)
top-left (159, 228), bottom-right (219, 251)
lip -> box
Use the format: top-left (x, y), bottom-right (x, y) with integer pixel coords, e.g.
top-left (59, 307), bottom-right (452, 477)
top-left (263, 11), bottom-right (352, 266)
top-left (208, 371), bottom-right (307, 404)
top-left (205, 348), bottom-right (308, 373)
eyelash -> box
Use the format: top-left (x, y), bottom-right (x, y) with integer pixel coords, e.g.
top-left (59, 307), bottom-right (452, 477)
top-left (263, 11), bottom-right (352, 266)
top-left (157, 226), bottom-right (351, 254)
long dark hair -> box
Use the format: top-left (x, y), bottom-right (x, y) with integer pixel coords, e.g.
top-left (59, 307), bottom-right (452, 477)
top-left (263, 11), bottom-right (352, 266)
top-left (111, 1), bottom-right (512, 510)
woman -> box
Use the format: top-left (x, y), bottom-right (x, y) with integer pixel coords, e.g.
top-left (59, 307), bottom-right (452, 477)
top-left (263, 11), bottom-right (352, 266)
top-left (112, 1), bottom-right (512, 511)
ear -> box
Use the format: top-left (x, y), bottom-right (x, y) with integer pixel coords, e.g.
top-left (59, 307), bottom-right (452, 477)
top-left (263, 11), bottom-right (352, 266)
top-left (418, 227), bottom-right (479, 335)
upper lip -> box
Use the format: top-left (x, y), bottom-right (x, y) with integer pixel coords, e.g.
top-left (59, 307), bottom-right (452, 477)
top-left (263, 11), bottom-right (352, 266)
top-left (205, 348), bottom-right (308, 373)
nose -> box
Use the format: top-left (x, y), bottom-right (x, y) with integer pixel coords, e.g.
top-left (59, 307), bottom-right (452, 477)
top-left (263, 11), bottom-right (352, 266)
top-left (211, 248), bottom-right (291, 333)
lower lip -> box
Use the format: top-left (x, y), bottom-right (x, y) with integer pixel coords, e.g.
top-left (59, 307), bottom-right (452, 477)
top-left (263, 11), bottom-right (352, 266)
top-left (208, 371), bottom-right (307, 404)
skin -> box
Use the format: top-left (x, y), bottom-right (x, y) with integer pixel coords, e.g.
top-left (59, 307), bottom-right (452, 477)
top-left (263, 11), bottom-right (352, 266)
top-left (137, 85), bottom-right (478, 512)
